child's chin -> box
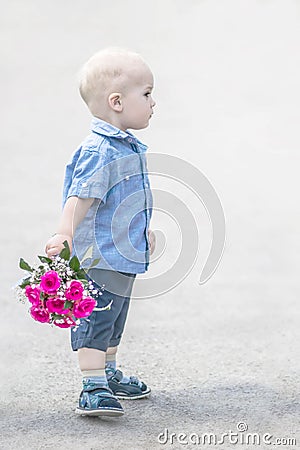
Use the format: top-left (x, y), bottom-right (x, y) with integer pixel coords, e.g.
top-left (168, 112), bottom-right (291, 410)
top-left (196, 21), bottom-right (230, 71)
top-left (130, 122), bottom-right (149, 130)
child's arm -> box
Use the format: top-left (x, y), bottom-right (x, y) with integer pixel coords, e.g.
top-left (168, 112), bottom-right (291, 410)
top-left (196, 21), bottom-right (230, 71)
top-left (45, 196), bottom-right (94, 257)
top-left (148, 229), bottom-right (156, 255)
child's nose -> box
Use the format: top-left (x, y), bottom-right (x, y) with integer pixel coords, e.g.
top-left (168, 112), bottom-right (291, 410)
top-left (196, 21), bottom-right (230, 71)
top-left (151, 97), bottom-right (156, 107)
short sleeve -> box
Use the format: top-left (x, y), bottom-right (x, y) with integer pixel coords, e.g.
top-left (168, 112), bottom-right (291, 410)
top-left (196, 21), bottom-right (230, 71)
top-left (65, 148), bottom-right (110, 203)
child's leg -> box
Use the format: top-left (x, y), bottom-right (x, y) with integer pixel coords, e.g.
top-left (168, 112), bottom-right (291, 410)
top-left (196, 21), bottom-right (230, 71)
top-left (104, 304), bottom-right (151, 399)
top-left (78, 347), bottom-right (106, 371)
top-left (106, 345), bottom-right (118, 370)
top-left (74, 269), bottom-right (149, 404)
top-left (76, 347), bottom-right (124, 416)
top-left (105, 292), bottom-right (131, 371)
top-left (105, 346), bottom-right (131, 384)
top-left (72, 269), bottom-right (134, 416)
top-left (78, 348), bottom-right (107, 383)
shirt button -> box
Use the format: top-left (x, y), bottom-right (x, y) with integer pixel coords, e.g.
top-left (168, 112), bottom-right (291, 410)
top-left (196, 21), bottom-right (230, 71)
top-left (82, 182), bottom-right (88, 187)
top-left (128, 138), bottom-right (133, 143)
top-left (125, 175), bottom-right (130, 181)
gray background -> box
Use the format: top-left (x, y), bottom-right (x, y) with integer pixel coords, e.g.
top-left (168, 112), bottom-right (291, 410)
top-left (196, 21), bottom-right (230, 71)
top-left (1, 0), bottom-right (300, 449)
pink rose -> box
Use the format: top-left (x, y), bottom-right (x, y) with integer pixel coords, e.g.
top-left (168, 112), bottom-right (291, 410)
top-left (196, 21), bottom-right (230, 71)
top-left (46, 297), bottom-right (70, 314)
top-left (73, 297), bottom-right (97, 319)
top-left (53, 316), bottom-right (77, 328)
top-left (65, 280), bottom-right (84, 301)
top-left (40, 271), bottom-right (61, 294)
top-left (30, 305), bottom-right (50, 323)
top-left (25, 285), bottom-right (41, 305)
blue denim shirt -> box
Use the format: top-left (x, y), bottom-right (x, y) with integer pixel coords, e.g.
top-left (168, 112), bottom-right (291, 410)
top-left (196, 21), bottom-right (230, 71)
top-left (62, 117), bottom-right (153, 274)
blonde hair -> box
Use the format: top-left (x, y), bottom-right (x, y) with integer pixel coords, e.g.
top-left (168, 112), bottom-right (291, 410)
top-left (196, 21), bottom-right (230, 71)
top-left (78, 47), bottom-right (146, 112)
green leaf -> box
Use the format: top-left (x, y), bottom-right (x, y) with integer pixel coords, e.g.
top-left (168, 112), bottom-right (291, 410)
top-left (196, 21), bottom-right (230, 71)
top-left (19, 258), bottom-right (33, 272)
top-left (89, 258), bottom-right (100, 269)
top-left (64, 300), bottom-right (73, 309)
top-left (76, 269), bottom-right (88, 280)
top-left (51, 313), bottom-right (63, 321)
top-left (80, 245), bottom-right (93, 263)
top-left (19, 276), bottom-right (31, 289)
top-left (69, 255), bottom-right (80, 272)
top-left (38, 255), bottom-right (52, 265)
top-left (59, 240), bottom-right (70, 261)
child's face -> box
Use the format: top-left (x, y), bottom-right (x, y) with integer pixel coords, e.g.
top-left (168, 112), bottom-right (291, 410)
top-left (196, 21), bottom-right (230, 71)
top-left (121, 64), bottom-right (156, 130)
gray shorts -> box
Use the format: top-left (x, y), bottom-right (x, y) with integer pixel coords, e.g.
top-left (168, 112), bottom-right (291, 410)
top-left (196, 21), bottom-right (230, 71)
top-left (71, 269), bottom-right (136, 352)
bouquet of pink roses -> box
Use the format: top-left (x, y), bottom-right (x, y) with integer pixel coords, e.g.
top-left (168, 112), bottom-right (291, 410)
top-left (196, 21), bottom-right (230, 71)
top-left (16, 242), bottom-right (110, 328)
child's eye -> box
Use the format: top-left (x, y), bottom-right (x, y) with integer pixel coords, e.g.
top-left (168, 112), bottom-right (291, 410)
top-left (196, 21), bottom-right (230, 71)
top-left (144, 92), bottom-right (151, 97)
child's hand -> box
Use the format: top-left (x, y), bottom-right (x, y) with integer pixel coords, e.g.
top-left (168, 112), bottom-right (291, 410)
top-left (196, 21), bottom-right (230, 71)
top-left (45, 234), bottom-right (72, 258)
top-left (148, 229), bottom-right (156, 255)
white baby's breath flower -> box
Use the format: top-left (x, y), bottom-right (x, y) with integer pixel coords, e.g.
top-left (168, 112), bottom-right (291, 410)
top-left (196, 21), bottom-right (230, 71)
top-left (14, 286), bottom-right (27, 304)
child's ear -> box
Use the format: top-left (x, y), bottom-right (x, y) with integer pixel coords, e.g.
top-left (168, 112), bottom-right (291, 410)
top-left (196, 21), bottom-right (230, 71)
top-left (108, 92), bottom-right (123, 112)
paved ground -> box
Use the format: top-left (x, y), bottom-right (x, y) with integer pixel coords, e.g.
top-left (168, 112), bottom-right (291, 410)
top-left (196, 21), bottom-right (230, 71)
top-left (1, 1), bottom-right (300, 449)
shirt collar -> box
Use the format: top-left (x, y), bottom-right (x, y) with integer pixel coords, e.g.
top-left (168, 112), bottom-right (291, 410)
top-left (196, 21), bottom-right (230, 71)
top-left (91, 117), bottom-right (148, 152)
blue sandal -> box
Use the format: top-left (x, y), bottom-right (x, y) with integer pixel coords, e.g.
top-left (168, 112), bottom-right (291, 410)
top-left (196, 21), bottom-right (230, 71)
top-left (76, 385), bottom-right (124, 416)
top-left (107, 368), bottom-right (151, 400)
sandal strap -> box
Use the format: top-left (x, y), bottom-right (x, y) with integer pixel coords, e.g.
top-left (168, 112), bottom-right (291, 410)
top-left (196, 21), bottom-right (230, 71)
top-left (89, 387), bottom-right (114, 396)
top-left (129, 376), bottom-right (139, 384)
top-left (82, 384), bottom-right (113, 395)
top-left (79, 386), bottom-right (122, 409)
top-left (111, 369), bottom-right (123, 383)
top-left (108, 368), bottom-right (145, 390)
top-left (129, 375), bottom-right (144, 388)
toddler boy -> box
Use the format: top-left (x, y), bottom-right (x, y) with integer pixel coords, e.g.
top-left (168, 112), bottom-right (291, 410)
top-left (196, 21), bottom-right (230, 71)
top-left (45, 48), bottom-right (156, 416)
